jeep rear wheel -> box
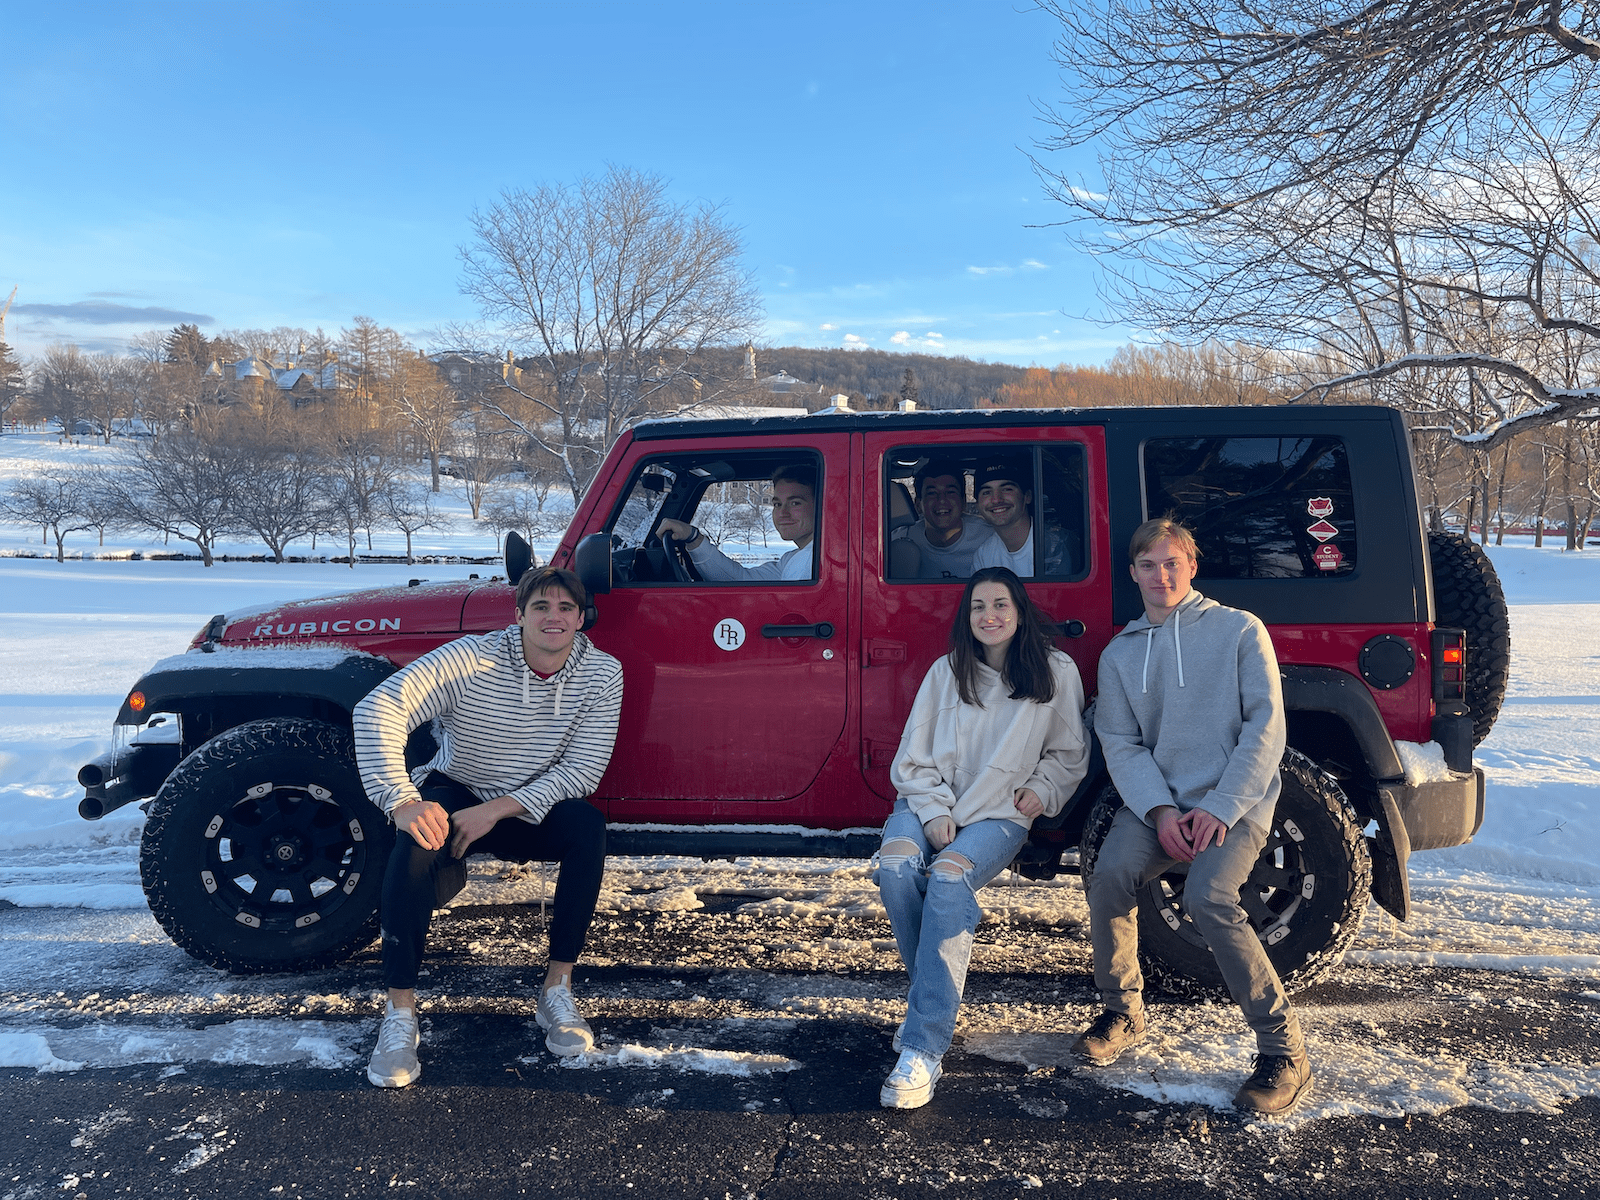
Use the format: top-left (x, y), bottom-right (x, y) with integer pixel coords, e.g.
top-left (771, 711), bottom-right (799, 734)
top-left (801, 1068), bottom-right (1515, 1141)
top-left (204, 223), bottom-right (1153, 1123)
top-left (1428, 531), bottom-right (1511, 745)
top-left (140, 718), bottom-right (392, 974)
top-left (1080, 748), bottom-right (1370, 997)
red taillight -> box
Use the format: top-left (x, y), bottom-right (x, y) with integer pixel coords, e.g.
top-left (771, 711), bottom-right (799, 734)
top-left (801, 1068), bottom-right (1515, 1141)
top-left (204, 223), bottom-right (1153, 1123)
top-left (1431, 629), bottom-right (1467, 714)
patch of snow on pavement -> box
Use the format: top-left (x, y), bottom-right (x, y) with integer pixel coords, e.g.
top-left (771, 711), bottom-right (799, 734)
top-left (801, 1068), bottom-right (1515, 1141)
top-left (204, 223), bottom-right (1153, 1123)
top-left (546, 1039), bottom-right (800, 1076)
top-left (968, 1010), bottom-right (1600, 1125)
top-left (0, 1018), bottom-right (366, 1072)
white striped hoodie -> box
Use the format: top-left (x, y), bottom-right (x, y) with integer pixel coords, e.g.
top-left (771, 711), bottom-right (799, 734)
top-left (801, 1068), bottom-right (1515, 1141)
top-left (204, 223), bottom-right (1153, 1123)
top-left (353, 626), bottom-right (624, 825)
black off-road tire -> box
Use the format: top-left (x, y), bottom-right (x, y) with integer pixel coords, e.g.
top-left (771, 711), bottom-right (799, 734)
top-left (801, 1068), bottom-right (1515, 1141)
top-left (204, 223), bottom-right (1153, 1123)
top-left (1079, 748), bottom-right (1371, 997)
top-left (1428, 531), bottom-right (1511, 745)
top-left (140, 718), bottom-right (392, 974)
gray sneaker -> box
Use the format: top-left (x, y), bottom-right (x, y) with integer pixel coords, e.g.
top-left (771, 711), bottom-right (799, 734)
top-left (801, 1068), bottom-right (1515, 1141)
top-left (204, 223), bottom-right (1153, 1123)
top-left (367, 1002), bottom-right (420, 1088)
top-left (1072, 1009), bottom-right (1147, 1066)
top-left (536, 984), bottom-right (595, 1057)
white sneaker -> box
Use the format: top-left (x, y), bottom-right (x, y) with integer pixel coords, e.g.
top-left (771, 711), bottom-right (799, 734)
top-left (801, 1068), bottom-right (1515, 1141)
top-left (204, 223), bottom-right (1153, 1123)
top-left (536, 984), bottom-right (595, 1057)
top-left (367, 1001), bottom-right (420, 1088)
top-left (880, 1048), bottom-right (942, 1109)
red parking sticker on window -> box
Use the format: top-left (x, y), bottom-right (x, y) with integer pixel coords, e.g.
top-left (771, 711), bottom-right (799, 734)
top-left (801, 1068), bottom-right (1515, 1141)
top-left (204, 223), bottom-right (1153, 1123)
top-left (1307, 519), bottom-right (1338, 542)
top-left (1313, 545), bottom-right (1343, 571)
top-left (1307, 497), bottom-right (1334, 518)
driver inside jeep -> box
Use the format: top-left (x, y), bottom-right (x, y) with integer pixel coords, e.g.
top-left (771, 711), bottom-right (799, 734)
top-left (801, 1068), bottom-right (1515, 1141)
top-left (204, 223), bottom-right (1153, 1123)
top-left (654, 463), bottom-right (817, 581)
top-left (352, 566), bottom-right (625, 1089)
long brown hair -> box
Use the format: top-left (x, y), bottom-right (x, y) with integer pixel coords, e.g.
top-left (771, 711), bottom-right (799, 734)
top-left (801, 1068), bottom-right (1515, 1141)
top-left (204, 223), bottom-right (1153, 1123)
top-left (947, 567), bottom-right (1057, 706)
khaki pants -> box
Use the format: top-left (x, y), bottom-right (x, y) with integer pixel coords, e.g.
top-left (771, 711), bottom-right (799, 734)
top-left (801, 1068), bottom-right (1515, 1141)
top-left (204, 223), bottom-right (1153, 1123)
top-left (1087, 805), bottom-right (1304, 1057)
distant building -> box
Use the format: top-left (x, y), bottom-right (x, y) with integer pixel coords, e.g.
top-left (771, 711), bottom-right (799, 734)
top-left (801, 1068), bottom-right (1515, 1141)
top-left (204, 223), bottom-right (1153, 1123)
top-left (743, 342), bottom-right (820, 408)
top-left (430, 349), bottom-right (524, 392)
top-left (205, 353), bottom-right (344, 406)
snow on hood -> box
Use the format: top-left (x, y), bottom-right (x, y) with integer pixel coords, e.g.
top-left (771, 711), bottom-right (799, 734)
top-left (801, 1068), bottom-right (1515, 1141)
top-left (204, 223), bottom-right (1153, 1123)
top-left (147, 644), bottom-right (384, 674)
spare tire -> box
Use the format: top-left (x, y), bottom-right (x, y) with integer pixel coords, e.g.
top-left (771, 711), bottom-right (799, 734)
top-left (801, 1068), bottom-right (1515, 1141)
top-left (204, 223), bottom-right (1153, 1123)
top-left (1428, 531), bottom-right (1511, 745)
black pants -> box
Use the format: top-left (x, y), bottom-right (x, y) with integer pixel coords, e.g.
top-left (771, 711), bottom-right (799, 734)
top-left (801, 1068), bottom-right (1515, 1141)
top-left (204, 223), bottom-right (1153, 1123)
top-left (380, 772), bottom-right (607, 990)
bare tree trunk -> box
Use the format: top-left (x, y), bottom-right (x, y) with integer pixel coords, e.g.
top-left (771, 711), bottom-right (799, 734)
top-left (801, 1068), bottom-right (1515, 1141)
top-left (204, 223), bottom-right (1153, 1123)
top-left (1480, 466), bottom-right (1491, 547)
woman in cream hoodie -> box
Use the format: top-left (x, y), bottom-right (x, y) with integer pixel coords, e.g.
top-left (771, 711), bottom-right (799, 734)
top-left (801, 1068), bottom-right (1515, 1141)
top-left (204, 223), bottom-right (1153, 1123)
top-left (876, 567), bottom-right (1089, 1109)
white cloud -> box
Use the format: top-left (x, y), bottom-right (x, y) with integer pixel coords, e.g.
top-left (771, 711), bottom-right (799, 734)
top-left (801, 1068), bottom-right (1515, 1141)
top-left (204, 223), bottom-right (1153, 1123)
top-left (819, 323), bottom-right (836, 331)
top-left (925, 331), bottom-right (943, 340)
top-left (968, 260), bottom-right (1048, 277)
top-left (842, 334), bottom-right (869, 350)
top-left (889, 331), bottom-right (911, 345)
top-left (1068, 185), bottom-right (1108, 203)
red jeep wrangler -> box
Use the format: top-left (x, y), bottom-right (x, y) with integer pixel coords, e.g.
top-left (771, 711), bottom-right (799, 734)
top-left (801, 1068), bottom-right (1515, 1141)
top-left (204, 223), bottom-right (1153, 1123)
top-left (79, 404), bottom-right (1506, 994)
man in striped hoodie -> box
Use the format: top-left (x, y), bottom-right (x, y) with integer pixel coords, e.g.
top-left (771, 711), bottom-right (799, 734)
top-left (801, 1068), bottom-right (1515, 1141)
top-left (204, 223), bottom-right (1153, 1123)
top-left (353, 566), bottom-right (624, 1088)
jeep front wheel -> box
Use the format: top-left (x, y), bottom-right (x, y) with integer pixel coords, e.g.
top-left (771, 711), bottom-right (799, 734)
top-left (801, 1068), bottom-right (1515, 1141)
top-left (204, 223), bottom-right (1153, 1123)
top-left (1079, 748), bottom-right (1371, 996)
top-left (140, 718), bottom-right (393, 974)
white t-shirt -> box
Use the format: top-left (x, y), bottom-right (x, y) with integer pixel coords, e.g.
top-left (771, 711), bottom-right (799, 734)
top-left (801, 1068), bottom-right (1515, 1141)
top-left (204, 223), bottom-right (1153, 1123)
top-left (905, 517), bottom-right (999, 579)
top-left (689, 539), bottom-right (813, 581)
top-left (972, 527), bottom-right (1035, 576)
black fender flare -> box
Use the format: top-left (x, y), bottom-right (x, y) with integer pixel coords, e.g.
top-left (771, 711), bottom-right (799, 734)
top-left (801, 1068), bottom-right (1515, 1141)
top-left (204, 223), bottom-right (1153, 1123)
top-left (1280, 664), bottom-right (1410, 920)
top-left (115, 648), bottom-right (398, 726)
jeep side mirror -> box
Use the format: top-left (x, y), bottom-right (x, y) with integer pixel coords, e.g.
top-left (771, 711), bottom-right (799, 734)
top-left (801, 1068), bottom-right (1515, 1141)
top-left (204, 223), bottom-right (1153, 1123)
top-left (505, 531), bottom-right (534, 586)
top-left (573, 531), bottom-right (612, 631)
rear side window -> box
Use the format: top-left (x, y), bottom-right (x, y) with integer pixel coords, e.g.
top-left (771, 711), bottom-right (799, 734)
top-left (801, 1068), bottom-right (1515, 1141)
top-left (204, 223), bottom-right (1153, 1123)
top-left (1142, 436), bottom-right (1356, 578)
top-left (883, 444), bottom-right (1088, 582)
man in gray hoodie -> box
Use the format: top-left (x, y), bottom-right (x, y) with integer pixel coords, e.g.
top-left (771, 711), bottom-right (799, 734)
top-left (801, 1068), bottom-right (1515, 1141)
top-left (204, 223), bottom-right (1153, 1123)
top-left (1074, 517), bottom-right (1311, 1116)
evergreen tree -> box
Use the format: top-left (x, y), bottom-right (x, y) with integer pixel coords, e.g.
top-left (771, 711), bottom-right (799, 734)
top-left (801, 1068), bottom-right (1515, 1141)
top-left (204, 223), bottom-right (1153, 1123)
top-left (163, 324), bottom-right (211, 366)
top-left (0, 341), bottom-right (23, 425)
top-left (900, 368), bottom-right (919, 409)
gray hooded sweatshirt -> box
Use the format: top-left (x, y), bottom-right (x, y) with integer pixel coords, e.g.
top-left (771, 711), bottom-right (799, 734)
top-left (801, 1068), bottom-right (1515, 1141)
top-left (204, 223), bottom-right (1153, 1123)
top-left (1094, 590), bottom-right (1285, 831)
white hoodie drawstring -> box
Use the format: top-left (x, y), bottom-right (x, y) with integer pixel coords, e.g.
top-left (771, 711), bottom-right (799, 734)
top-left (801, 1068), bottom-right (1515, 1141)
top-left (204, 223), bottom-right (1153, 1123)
top-left (1140, 601), bottom-right (1190, 692)
top-left (515, 626), bottom-right (574, 712)
top-left (1173, 604), bottom-right (1186, 688)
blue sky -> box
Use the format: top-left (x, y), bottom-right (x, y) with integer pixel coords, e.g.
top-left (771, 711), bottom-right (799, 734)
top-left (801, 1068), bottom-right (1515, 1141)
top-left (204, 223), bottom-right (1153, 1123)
top-left (1, 1), bottom-right (1126, 366)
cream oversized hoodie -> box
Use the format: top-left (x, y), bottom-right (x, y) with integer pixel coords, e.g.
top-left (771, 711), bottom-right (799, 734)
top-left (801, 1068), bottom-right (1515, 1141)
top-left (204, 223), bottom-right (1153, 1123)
top-left (891, 649), bottom-right (1089, 829)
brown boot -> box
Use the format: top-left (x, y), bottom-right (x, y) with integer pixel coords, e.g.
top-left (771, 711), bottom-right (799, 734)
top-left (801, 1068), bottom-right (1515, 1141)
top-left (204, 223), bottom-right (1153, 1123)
top-left (1071, 1009), bottom-right (1146, 1066)
top-left (1233, 1052), bottom-right (1313, 1116)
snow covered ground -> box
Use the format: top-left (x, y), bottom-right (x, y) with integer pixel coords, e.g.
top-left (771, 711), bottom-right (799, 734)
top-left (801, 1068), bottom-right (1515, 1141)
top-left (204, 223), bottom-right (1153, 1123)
top-left (1, 429), bottom-right (1598, 1129)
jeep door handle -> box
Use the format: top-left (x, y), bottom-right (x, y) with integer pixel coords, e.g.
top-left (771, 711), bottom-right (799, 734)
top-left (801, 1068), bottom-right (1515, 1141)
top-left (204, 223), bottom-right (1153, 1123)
top-left (1052, 616), bottom-right (1086, 638)
top-left (762, 622), bottom-right (835, 639)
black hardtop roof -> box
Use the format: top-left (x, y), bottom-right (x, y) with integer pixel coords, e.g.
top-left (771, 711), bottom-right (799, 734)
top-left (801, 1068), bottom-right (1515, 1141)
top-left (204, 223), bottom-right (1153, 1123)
top-left (630, 403), bottom-right (1404, 441)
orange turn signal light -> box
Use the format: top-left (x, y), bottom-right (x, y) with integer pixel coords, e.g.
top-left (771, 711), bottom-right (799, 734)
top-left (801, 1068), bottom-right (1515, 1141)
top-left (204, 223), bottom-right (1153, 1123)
top-left (128, 691), bottom-right (146, 713)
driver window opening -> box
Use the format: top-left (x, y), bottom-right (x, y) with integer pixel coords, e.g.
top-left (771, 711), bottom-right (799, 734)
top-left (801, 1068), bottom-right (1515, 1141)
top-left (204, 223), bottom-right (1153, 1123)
top-left (605, 453), bottom-right (823, 586)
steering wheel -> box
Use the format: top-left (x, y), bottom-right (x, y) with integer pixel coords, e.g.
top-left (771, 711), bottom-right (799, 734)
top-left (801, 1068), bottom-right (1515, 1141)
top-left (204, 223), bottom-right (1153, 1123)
top-left (660, 529), bottom-right (695, 583)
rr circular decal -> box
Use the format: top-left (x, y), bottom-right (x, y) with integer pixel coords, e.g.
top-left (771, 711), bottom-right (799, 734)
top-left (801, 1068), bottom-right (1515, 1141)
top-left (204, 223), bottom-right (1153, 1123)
top-left (713, 618), bottom-right (746, 652)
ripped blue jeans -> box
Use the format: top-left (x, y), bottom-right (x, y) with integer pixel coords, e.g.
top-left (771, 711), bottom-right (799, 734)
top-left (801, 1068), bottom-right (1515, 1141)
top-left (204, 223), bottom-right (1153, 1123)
top-left (874, 800), bottom-right (1029, 1059)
